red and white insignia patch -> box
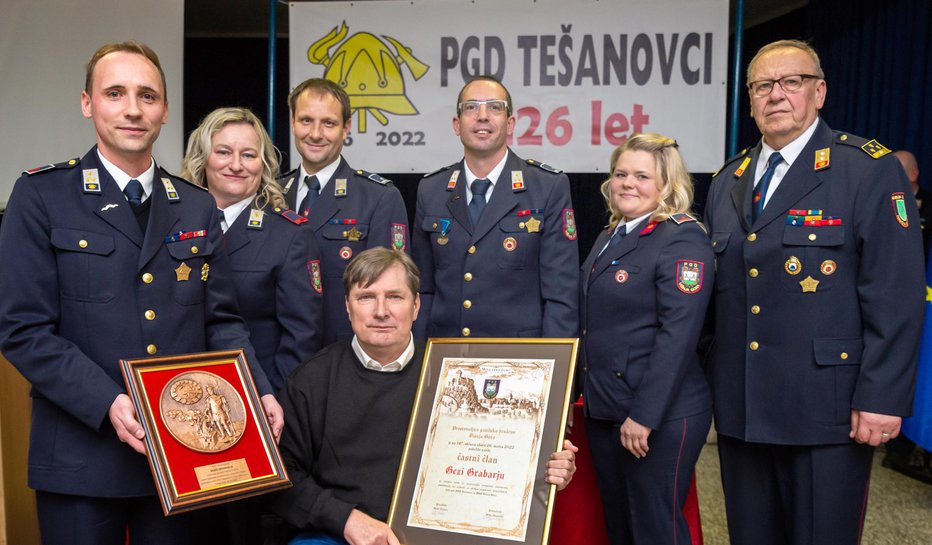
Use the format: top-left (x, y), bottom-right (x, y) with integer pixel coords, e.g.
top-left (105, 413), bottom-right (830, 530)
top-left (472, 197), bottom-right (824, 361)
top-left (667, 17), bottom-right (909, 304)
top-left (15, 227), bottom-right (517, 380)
top-left (676, 260), bottom-right (704, 294)
top-left (615, 269), bottom-right (629, 284)
top-left (307, 260), bottom-right (323, 293)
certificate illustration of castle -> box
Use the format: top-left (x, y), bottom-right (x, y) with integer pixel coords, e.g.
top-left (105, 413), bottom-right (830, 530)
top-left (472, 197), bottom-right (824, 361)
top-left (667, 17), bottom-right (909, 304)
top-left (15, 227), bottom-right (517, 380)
top-left (407, 357), bottom-right (554, 541)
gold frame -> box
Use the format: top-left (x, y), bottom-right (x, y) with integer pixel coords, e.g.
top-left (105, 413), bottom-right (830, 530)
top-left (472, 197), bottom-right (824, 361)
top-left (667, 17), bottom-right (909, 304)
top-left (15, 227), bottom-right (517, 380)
top-left (119, 349), bottom-right (290, 515)
top-left (388, 338), bottom-right (578, 545)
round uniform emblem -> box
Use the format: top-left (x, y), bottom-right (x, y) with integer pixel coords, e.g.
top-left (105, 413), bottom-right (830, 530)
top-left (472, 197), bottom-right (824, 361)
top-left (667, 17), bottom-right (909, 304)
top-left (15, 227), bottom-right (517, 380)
top-left (160, 372), bottom-right (247, 453)
top-left (615, 269), bottom-right (629, 284)
top-left (784, 256), bottom-right (802, 275)
top-left (339, 246), bottom-right (353, 260)
top-left (503, 237), bottom-right (517, 252)
top-left (820, 259), bottom-right (837, 275)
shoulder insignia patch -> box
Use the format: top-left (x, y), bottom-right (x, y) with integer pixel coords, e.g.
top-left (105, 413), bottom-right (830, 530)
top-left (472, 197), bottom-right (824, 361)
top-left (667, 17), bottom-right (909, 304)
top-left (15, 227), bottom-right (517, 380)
top-left (24, 158), bottom-right (80, 175)
top-left (357, 170), bottom-right (392, 185)
top-left (670, 213), bottom-right (697, 224)
top-left (676, 260), bottom-right (705, 294)
top-left (278, 208), bottom-right (309, 225)
top-left (307, 260), bottom-right (323, 294)
top-left (562, 209), bottom-right (577, 240)
top-left (861, 139), bottom-right (891, 159)
top-left (713, 148), bottom-right (749, 178)
top-left (423, 163), bottom-right (457, 178)
top-left (526, 159), bottom-right (563, 174)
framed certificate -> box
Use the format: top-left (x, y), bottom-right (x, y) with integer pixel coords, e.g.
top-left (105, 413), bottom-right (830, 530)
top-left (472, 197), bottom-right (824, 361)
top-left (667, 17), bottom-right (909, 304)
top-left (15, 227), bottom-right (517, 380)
top-left (388, 338), bottom-right (578, 545)
top-left (119, 350), bottom-right (291, 515)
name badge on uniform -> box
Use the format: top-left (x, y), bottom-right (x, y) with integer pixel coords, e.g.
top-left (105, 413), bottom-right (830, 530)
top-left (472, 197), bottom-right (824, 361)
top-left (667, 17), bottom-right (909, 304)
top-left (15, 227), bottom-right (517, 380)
top-left (334, 178), bottom-right (347, 197)
top-left (162, 178), bottom-right (180, 201)
top-left (447, 170), bottom-right (460, 190)
top-left (247, 209), bottom-right (264, 229)
top-left (83, 169), bottom-right (101, 193)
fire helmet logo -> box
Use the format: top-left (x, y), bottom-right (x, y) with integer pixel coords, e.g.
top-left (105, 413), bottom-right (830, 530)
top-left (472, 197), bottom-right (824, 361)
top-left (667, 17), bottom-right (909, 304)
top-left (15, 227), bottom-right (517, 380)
top-left (308, 21), bottom-right (429, 133)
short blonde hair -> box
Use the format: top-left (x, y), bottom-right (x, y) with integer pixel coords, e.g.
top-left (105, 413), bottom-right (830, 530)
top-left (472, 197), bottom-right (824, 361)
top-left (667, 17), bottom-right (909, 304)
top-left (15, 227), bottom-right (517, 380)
top-left (86, 41), bottom-right (166, 101)
top-left (180, 107), bottom-right (286, 211)
top-left (600, 133), bottom-right (695, 230)
top-left (747, 39), bottom-right (825, 82)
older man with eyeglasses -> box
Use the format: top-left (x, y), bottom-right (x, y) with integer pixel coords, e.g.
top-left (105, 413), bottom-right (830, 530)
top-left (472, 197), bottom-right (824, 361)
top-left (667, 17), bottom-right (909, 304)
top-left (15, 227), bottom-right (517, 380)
top-left (704, 39), bottom-right (925, 545)
top-left (412, 76), bottom-right (579, 341)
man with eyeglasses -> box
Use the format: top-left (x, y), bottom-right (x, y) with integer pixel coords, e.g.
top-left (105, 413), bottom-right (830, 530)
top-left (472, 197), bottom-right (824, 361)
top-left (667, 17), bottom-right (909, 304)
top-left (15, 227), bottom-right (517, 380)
top-left (704, 39), bottom-right (924, 544)
top-left (412, 76), bottom-right (578, 340)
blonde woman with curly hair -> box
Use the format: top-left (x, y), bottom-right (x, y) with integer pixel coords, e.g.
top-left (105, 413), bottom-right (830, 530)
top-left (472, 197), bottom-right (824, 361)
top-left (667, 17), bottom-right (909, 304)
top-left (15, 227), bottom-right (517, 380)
top-left (182, 107), bottom-right (323, 391)
top-left (580, 132), bottom-right (713, 545)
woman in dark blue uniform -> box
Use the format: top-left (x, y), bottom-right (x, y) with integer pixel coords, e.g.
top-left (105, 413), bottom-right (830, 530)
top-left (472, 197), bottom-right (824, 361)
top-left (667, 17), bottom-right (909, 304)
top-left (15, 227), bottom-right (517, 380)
top-left (181, 107), bottom-right (323, 392)
top-left (580, 133), bottom-right (713, 545)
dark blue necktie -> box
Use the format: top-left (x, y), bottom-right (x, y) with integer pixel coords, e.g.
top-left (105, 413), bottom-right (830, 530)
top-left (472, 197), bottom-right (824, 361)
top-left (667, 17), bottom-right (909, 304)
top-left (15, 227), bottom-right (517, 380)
top-left (469, 178), bottom-right (491, 225)
top-left (299, 175), bottom-right (321, 217)
top-left (124, 179), bottom-right (144, 212)
top-left (752, 152), bottom-right (783, 222)
top-left (592, 226), bottom-right (626, 271)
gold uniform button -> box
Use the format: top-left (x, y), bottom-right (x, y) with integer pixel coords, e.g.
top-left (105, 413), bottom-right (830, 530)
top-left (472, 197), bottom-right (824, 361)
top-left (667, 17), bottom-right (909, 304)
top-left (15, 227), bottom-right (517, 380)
top-left (749, 341), bottom-right (759, 351)
top-left (190, 246), bottom-right (199, 254)
top-left (146, 344), bottom-right (157, 355)
top-left (747, 233), bottom-right (757, 242)
top-left (144, 310), bottom-right (156, 320)
top-left (463, 300), bottom-right (472, 309)
top-left (808, 233), bottom-right (817, 241)
top-left (519, 222), bottom-right (526, 229)
top-left (78, 240), bottom-right (88, 248)
top-left (142, 273), bottom-right (154, 284)
top-left (462, 328), bottom-right (471, 337)
top-left (464, 272), bottom-right (473, 281)
top-left (840, 134), bottom-right (848, 141)
top-left (840, 352), bottom-right (849, 360)
top-left (468, 245), bottom-right (477, 254)
top-left (614, 371), bottom-right (624, 378)
top-left (751, 305), bottom-right (761, 314)
top-left (749, 268), bottom-right (759, 278)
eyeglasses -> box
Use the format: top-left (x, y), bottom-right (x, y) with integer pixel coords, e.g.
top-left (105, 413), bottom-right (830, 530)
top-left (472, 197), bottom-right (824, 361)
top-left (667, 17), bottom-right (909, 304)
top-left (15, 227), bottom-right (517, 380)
top-left (458, 99), bottom-right (510, 116)
top-left (747, 74), bottom-right (820, 97)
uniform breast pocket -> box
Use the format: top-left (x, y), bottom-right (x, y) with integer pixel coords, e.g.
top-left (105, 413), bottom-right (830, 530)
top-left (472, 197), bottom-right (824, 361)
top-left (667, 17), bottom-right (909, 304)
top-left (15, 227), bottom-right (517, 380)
top-left (497, 215), bottom-right (540, 270)
top-left (710, 232), bottom-right (732, 291)
top-left (781, 226), bottom-right (844, 292)
top-left (166, 238), bottom-right (213, 305)
top-left (421, 215), bottom-right (454, 269)
top-left (321, 223), bottom-right (369, 272)
top-left (50, 228), bottom-right (116, 303)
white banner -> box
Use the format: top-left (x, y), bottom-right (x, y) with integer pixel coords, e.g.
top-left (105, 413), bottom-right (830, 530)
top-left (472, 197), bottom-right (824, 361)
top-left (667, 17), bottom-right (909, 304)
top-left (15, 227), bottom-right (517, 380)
top-left (289, 0), bottom-right (727, 173)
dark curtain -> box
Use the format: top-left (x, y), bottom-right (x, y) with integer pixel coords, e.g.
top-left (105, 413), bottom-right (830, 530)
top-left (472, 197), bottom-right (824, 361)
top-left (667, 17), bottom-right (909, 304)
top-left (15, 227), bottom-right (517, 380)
top-left (809, 0), bottom-right (932, 188)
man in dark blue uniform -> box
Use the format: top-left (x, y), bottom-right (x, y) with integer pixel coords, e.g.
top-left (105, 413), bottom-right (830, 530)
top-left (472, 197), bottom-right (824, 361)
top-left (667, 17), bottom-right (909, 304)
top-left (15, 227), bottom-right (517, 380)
top-left (412, 76), bottom-right (578, 339)
top-left (0, 41), bottom-right (282, 545)
top-left (280, 78), bottom-right (409, 345)
top-left (705, 40), bottom-right (925, 545)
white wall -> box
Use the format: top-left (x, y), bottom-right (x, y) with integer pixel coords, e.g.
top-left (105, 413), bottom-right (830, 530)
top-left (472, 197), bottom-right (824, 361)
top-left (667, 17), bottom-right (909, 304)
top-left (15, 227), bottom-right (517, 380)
top-left (0, 0), bottom-right (184, 207)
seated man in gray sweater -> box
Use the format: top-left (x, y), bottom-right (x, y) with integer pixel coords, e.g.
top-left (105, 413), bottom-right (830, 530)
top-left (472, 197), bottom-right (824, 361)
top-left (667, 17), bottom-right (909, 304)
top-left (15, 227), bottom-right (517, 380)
top-left (270, 247), bottom-right (577, 545)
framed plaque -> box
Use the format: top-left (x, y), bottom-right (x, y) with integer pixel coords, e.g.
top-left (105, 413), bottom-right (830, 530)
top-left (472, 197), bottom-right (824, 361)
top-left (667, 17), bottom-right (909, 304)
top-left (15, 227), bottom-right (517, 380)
top-left (388, 338), bottom-right (578, 545)
top-left (120, 349), bottom-right (291, 515)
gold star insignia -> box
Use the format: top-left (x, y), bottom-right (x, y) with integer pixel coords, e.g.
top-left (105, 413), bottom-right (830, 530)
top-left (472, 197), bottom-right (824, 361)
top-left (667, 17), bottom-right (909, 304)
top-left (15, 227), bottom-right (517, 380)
top-left (175, 262), bottom-right (191, 282)
top-left (926, 285), bottom-right (932, 303)
top-left (799, 275), bottom-right (819, 293)
top-left (344, 227), bottom-right (363, 242)
top-left (524, 216), bottom-right (541, 233)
